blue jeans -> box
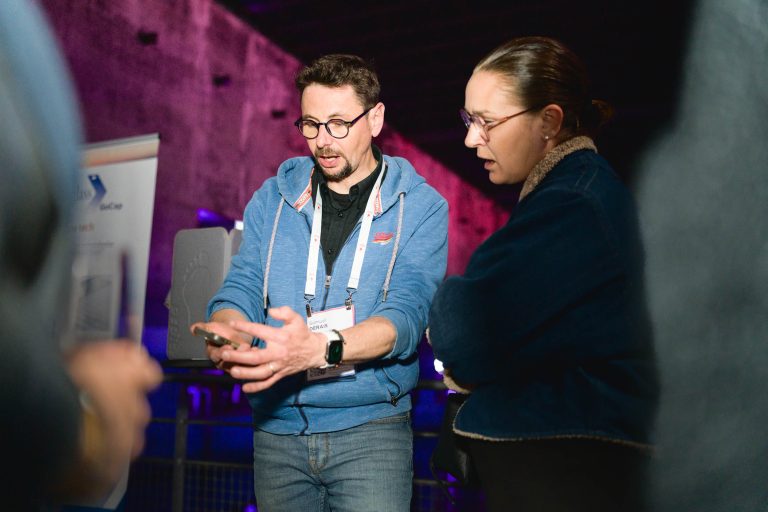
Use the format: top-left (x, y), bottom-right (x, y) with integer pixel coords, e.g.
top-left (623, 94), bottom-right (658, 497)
top-left (252, 413), bottom-right (413, 512)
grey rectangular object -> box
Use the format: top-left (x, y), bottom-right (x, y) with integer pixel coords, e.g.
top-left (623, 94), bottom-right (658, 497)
top-left (166, 227), bottom-right (240, 360)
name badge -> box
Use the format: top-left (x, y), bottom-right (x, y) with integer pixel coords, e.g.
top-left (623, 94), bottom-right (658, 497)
top-left (306, 304), bottom-right (356, 381)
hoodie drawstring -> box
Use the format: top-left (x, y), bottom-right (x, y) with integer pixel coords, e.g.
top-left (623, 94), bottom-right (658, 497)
top-left (382, 192), bottom-right (404, 302)
top-left (263, 199), bottom-right (284, 311)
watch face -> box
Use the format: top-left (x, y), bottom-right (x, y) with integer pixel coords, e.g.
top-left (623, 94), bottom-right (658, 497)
top-left (327, 339), bottom-right (344, 365)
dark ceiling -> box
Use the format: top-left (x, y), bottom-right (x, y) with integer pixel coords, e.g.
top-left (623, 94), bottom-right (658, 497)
top-left (217, 0), bottom-right (696, 205)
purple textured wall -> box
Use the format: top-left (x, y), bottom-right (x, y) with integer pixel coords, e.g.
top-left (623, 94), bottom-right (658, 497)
top-left (39, 0), bottom-right (507, 328)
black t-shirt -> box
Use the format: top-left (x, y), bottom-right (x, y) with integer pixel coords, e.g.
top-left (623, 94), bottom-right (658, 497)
top-left (311, 146), bottom-right (385, 275)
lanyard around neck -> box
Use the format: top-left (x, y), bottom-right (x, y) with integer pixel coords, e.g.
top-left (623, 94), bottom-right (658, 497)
top-left (304, 162), bottom-right (386, 301)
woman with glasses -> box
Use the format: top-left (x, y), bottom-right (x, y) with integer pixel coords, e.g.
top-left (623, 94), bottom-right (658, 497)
top-left (428, 37), bottom-right (658, 512)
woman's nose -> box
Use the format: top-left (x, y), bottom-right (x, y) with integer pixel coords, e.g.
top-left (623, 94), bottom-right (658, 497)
top-left (464, 124), bottom-right (486, 148)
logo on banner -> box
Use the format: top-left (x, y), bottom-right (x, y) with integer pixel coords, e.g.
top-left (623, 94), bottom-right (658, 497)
top-left (88, 174), bottom-right (107, 207)
top-left (82, 174), bottom-right (123, 211)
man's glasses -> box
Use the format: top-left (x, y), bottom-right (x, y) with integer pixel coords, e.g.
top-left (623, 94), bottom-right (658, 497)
top-left (459, 107), bottom-right (535, 137)
top-left (294, 108), bottom-right (372, 140)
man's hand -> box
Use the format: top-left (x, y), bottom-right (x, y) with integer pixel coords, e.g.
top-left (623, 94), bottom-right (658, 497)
top-left (222, 306), bottom-right (327, 393)
top-left (189, 319), bottom-right (251, 370)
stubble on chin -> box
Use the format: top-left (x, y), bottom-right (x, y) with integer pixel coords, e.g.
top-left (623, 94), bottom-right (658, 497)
top-left (314, 148), bottom-right (355, 183)
top-left (321, 161), bottom-right (354, 183)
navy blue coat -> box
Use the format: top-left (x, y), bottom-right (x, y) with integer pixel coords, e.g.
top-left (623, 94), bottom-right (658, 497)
top-left (430, 149), bottom-right (658, 446)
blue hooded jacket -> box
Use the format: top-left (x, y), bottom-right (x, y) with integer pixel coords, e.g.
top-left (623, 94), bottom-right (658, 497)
top-left (208, 153), bottom-right (448, 434)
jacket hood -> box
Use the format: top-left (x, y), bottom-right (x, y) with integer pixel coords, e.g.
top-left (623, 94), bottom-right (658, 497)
top-left (275, 152), bottom-right (424, 214)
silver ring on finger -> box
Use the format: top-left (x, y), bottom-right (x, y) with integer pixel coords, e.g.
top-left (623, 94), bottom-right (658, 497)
top-left (268, 362), bottom-right (276, 375)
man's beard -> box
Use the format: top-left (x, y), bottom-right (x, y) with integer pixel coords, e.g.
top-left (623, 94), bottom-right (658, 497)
top-left (323, 161), bottom-right (354, 182)
top-left (315, 151), bottom-right (355, 182)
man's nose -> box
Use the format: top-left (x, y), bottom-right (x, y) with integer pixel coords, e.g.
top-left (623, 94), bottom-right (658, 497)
top-left (315, 125), bottom-right (334, 147)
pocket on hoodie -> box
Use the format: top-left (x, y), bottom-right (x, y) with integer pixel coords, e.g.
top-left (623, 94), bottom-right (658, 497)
top-left (373, 366), bottom-right (402, 404)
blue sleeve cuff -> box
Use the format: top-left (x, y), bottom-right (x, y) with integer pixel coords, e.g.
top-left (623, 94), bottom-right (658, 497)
top-left (376, 309), bottom-right (417, 360)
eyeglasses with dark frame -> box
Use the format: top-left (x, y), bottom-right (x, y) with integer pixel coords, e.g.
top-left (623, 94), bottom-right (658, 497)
top-left (294, 108), bottom-right (372, 140)
top-left (459, 107), bottom-right (535, 136)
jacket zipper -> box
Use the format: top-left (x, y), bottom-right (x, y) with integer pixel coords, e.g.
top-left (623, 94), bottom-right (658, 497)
top-left (317, 214), bottom-right (367, 311)
top-left (296, 394), bottom-right (310, 435)
top-left (320, 275), bottom-right (332, 311)
top-left (299, 205), bottom-right (377, 432)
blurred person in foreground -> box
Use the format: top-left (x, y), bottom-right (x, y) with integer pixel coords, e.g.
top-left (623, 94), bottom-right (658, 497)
top-left (636, 0), bottom-right (768, 509)
top-left (428, 36), bottom-right (658, 512)
top-left (0, 0), bottom-right (162, 509)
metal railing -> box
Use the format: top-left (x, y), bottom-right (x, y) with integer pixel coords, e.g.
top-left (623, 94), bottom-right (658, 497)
top-left (124, 362), bottom-right (480, 512)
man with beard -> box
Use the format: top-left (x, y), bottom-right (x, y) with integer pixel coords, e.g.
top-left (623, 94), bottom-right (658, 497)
top-left (193, 54), bottom-right (448, 511)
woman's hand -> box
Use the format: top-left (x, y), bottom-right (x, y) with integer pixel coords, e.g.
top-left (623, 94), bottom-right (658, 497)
top-left (60, 340), bottom-right (162, 500)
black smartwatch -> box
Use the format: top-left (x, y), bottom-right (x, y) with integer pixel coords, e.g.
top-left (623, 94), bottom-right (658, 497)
top-left (323, 329), bottom-right (345, 367)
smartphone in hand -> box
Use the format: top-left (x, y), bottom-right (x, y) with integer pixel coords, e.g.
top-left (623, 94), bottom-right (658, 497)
top-left (193, 326), bottom-right (240, 349)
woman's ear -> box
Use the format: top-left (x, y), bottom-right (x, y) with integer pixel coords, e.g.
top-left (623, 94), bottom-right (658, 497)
top-left (540, 104), bottom-right (564, 140)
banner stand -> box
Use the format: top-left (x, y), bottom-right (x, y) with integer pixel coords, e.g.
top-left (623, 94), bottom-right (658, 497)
top-left (63, 133), bottom-right (159, 510)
